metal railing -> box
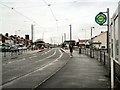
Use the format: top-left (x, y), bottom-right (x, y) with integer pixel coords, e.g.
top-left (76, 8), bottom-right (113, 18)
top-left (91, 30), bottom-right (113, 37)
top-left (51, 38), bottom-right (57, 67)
top-left (80, 48), bottom-right (120, 88)
top-left (1, 49), bottom-right (28, 60)
top-left (81, 48), bottom-right (109, 68)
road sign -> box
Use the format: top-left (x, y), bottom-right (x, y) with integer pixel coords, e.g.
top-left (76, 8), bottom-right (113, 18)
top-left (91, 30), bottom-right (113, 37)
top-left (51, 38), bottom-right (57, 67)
top-left (95, 12), bottom-right (107, 25)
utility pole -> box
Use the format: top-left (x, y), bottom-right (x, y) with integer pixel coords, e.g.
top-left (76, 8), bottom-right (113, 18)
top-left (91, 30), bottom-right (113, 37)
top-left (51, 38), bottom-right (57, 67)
top-left (70, 24), bottom-right (72, 41)
top-left (107, 8), bottom-right (113, 89)
top-left (90, 27), bottom-right (94, 58)
top-left (95, 8), bottom-right (112, 88)
top-left (107, 8), bottom-right (110, 54)
top-left (31, 24), bottom-right (33, 50)
top-left (62, 35), bottom-right (63, 43)
top-left (64, 33), bottom-right (66, 41)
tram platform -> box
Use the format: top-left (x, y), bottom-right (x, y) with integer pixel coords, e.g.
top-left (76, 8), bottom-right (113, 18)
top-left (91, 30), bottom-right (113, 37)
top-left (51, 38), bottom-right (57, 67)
top-left (39, 50), bottom-right (110, 88)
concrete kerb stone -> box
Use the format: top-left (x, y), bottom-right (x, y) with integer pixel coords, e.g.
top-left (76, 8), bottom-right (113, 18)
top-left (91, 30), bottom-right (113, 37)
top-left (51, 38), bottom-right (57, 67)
top-left (60, 48), bottom-right (66, 52)
top-left (60, 48), bottom-right (70, 54)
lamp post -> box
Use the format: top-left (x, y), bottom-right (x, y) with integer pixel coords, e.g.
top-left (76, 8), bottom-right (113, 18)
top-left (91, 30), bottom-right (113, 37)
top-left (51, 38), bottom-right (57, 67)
top-left (95, 8), bottom-right (112, 88)
top-left (31, 24), bottom-right (34, 50)
top-left (69, 24), bottom-right (72, 41)
top-left (90, 27), bottom-right (95, 58)
top-left (62, 35), bottom-right (63, 43)
top-left (82, 29), bottom-right (86, 47)
top-left (64, 33), bottom-right (66, 41)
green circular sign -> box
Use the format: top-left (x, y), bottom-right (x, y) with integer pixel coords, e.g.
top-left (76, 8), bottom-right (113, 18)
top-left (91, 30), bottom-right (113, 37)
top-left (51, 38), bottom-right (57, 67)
top-left (95, 13), bottom-right (107, 25)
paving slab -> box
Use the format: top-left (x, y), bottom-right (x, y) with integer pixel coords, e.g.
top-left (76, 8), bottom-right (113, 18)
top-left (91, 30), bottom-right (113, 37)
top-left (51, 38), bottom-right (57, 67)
top-left (39, 51), bottom-right (110, 88)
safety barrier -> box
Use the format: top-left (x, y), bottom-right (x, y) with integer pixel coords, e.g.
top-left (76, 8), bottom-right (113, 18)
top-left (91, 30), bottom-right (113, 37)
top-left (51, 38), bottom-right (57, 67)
top-left (1, 49), bottom-right (27, 60)
top-left (80, 48), bottom-right (120, 88)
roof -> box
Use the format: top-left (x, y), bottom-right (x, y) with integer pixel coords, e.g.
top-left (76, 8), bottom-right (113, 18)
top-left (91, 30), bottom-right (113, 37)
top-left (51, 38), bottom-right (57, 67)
top-left (92, 31), bottom-right (107, 39)
top-left (0, 34), bottom-right (8, 39)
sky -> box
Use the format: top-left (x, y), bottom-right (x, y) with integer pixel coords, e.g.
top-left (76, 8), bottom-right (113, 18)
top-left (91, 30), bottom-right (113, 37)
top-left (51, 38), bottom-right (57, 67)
top-left (0, 0), bottom-right (120, 44)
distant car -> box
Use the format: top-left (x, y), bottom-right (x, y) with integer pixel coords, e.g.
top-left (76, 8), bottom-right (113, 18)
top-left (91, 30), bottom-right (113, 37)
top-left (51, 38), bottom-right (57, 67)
top-left (99, 46), bottom-right (107, 50)
top-left (64, 45), bottom-right (69, 50)
top-left (1, 44), bottom-right (10, 52)
top-left (18, 44), bottom-right (23, 50)
top-left (22, 46), bottom-right (27, 50)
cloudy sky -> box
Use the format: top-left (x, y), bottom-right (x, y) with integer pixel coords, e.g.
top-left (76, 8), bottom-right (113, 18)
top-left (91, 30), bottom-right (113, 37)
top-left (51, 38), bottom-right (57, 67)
top-left (0, 0), bottom-right (119, 44)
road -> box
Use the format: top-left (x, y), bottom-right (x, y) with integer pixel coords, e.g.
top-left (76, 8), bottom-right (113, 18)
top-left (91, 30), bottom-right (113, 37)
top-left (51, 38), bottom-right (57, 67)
top-left (2, 48), bottom-right (70, 89)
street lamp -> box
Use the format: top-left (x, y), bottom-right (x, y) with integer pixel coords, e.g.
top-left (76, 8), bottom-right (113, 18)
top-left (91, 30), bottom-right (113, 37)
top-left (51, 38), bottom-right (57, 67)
top-left (64, 33), bottom-right (66, 41)
top-left (90, 27), bottom-right (95, 58)
top-left (69, 24), bottom-right (72, 41)
top-left (82, 29), bottom-right (86, 46)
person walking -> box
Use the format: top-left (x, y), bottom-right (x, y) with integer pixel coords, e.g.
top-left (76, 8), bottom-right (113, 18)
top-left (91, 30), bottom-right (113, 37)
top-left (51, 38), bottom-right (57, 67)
top-left (69, 42), bottom-right (73, 57)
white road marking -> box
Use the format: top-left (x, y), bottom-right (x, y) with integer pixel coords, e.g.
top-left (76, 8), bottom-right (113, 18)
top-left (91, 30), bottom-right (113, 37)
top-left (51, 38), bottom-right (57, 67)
top-left (41, 49), bottom-right (52, 55)
top-left (3, 49), bottom-right (57, 74)
top-left (33, 56), bottom-right (37, 58)
top-left (2, 49), bottom-right (63, 87)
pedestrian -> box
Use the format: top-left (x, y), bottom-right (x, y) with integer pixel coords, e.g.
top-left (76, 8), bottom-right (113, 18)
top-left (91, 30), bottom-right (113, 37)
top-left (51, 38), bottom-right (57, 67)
top-left (69, 42), bottom-right (73, 57)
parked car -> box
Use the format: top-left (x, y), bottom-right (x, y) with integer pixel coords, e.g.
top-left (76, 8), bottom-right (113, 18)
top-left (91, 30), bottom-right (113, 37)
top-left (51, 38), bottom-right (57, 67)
top-left (1, 44), bottom-right (10, 52)
top-left (99, 46), bottom-right (107, 50)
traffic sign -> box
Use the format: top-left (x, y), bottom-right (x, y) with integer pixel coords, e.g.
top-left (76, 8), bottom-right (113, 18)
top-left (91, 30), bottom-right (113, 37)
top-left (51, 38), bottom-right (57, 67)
top-left (95, 12), bottom-right (107, 25)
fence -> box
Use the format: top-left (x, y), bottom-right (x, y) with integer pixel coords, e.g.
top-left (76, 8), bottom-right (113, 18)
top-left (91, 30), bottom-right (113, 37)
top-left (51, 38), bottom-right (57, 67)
top-left (81, 48), bottom-right (109, 69)
top-left (1, 49), bottom-right (27, 60)
top-left (80, 48), bottom-right (120, 88)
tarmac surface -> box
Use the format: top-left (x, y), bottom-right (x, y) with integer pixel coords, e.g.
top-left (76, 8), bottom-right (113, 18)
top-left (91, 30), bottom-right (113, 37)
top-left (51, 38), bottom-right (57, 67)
top-left (38, 50), bottom-right (110, 88)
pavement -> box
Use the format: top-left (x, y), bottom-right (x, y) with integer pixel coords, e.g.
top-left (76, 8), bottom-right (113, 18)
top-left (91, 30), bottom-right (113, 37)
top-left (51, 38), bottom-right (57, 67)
top-left (38, 48), bottom-right (110, 88)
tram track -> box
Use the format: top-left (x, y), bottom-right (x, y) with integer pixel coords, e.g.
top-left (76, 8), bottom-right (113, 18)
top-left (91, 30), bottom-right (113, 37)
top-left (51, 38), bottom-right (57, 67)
top-left (2, 48), bottom-right (69, 89)
top-left (33, 50), bottom-right (69, 90)
top-left (2, 49), bottom-right (57, 86)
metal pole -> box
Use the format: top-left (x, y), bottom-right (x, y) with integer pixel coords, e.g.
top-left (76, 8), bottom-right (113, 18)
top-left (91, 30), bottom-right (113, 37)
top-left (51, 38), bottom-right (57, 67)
top-left (85, 29), bottom-right (86, 46)
top-left (64, 33), bottom-right (66, 41)
top-left (62, 35), bottom-right (63, 43)
top-left (107, 8), bottom-right (110, 54)
top-left (31, 24), bottom-right (33, 50)
top-left (70, 24), bottom-right (72, 41)
top-left (107, 8), bottom-right (114, 88)
top-left (90, 27), bottom-right (93, 58)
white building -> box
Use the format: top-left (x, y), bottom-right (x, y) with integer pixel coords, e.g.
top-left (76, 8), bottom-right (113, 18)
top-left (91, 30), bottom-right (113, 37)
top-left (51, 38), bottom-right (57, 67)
top-left (92, 31), bottom-right (107, 49)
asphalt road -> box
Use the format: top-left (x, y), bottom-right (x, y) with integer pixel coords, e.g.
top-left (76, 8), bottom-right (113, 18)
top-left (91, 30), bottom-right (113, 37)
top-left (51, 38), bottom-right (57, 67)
top-left (2, 48), bottom-right (70, 89)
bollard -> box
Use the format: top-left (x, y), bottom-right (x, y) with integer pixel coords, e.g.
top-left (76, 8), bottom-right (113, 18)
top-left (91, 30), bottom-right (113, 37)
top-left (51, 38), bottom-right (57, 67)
top-left (97, 51), bottom-right (99, 60)
top-left (79, 48), bottom-right (81, 54)
top-left (93, 49), bottom-right (94, 58)
top-left (104, 52), bottom-right (106, 65)
top-left (100, 51), bottom-right (102, 62)
top-left (4, 52), bottom-right (6, 57)
top-left (85, 48), bottom-right (86, 55)
top-left (90, 49), bottom-right (92, 58)
top-left (87, 49), bottom-right (88, 55)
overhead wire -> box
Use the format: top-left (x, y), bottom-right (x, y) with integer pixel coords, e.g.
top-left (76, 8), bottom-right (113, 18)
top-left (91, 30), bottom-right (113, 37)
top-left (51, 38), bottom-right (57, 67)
top-left (0, 1), bottom-right (37, 24)
top-left (1, 0), bottom-right (60, 43)
top-left (42, 0), bottom-right (59, 43)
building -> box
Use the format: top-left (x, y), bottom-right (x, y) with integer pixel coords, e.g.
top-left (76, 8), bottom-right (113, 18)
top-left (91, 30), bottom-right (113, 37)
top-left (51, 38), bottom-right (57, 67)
top-left (0, 33), bottom-right (31, 48)
top-left (78, 39), bottom-right (90, 48)
top-left (34, 39), bottom-right (45, 49)
top-left (92, 31), bottom-right (107, 49)
top-left (0, 34), bottom-right (8, 44)
top-left (110, 1), bottom-right (120, 88)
